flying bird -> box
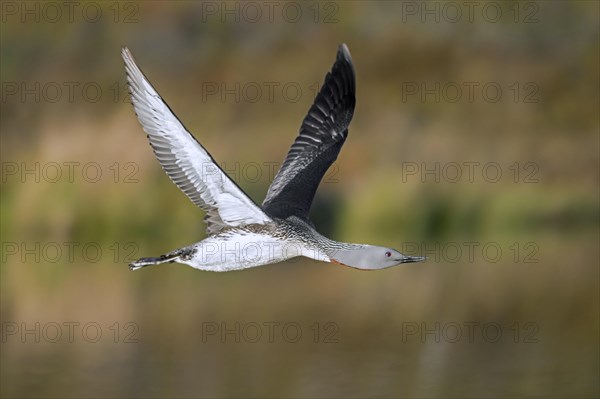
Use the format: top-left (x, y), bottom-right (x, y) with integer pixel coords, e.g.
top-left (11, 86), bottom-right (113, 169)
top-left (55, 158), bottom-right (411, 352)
top-left (123, 44), bottom-right (424, 272)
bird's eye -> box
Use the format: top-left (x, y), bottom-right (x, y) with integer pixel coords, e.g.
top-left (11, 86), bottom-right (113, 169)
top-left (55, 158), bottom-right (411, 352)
top-left (385, 251), bottom-right (392, 258)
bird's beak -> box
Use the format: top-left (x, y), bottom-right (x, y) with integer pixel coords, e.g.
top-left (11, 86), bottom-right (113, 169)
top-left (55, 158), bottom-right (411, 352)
top-left (398, 255), bottom-right (426, 263)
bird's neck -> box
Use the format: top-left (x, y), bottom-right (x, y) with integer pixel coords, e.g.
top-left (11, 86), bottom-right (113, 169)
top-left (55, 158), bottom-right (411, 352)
top-left (323, 240), bottom-right (372, 269)
top-left (285, 217), bottom-right (371, 269)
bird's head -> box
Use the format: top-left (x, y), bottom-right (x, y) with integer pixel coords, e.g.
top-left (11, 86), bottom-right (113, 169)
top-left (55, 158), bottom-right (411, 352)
top-left (329, 244), bottom-right (425, 270)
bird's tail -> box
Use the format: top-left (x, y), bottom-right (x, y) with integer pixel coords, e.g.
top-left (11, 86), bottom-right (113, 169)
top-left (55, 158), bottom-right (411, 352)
top-left (129, 252), bottom-right (181, 271)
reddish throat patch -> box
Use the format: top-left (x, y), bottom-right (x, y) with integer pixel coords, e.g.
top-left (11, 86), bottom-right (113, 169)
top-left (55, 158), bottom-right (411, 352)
top-left (331, 259), bottom-right (347, 266)
top-left (331, 258), bottom-right (373, 271)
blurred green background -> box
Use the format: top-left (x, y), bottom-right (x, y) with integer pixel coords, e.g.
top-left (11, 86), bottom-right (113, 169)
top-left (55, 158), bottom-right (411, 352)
top-left (1, 1), bottom-right (598, 398)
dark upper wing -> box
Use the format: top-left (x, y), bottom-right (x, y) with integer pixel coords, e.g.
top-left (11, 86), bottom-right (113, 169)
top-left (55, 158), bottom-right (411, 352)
top-left (122, 47), bottom-right (272, 234)
top-left (262, 44), bottom-right (356, 220)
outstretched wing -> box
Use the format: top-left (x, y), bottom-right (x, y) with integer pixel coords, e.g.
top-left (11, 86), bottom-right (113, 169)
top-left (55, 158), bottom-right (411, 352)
top-left (122, 47), bottom-right (271, 234)
top-left (262, 44), bottom-right (356, 220)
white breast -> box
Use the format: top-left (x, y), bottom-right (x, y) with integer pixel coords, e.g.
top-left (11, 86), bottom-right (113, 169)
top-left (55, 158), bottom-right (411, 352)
top-left (183, 231), bottom-right (329, 272)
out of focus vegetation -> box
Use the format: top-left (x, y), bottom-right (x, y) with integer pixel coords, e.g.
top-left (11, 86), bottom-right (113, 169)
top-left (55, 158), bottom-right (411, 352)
top-left (1, 1), bottom-right (598, 398)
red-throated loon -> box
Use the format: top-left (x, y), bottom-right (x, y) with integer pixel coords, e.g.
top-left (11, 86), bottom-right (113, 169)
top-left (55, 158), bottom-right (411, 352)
top-left (123, 44), bottom-right (425, 272)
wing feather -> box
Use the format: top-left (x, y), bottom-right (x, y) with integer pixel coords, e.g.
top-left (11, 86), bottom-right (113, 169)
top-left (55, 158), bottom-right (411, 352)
top-left (262, 44), bottom-right (356, 220)
top-left (122, 47), bottom-right (271, 234)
